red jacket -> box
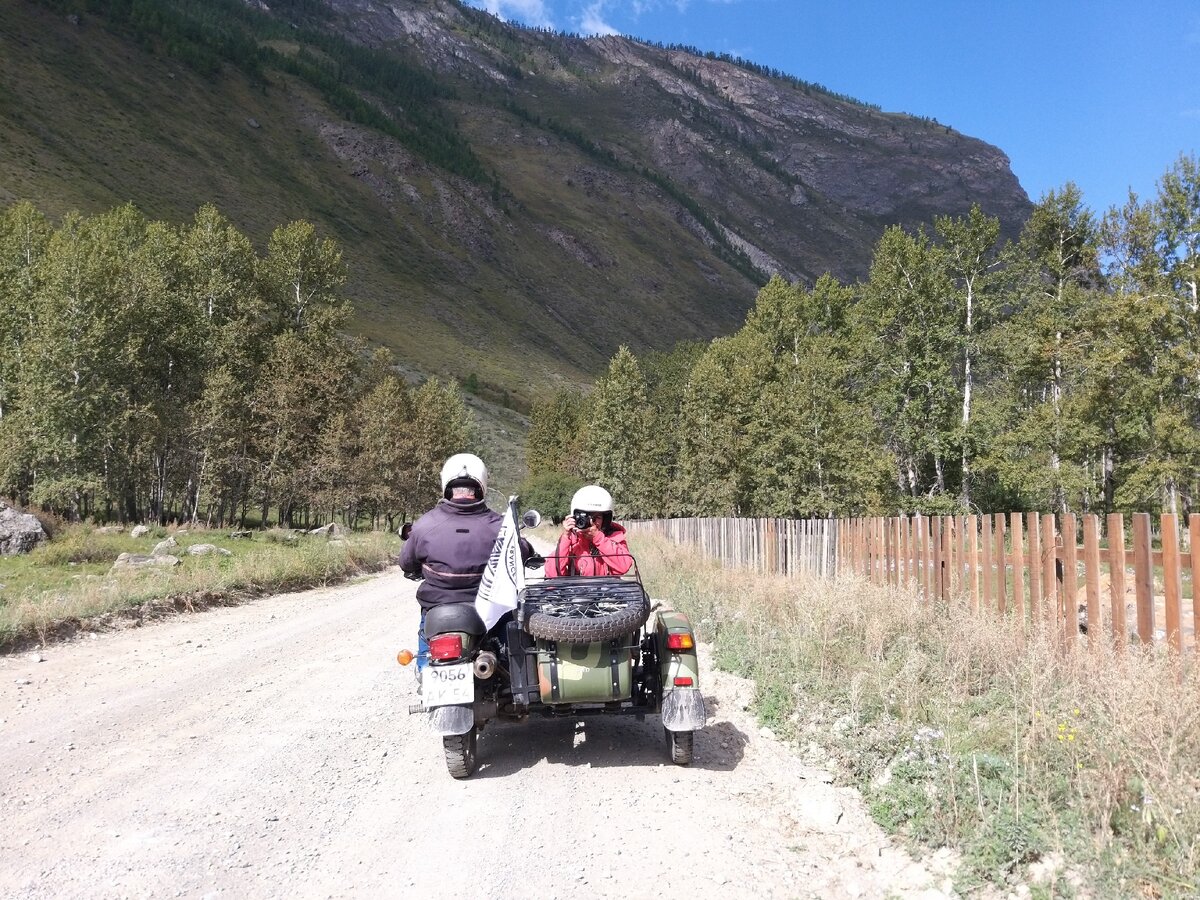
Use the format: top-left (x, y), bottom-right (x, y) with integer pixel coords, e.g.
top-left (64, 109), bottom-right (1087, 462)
top-left (545, 522), bottom-right (633, 577)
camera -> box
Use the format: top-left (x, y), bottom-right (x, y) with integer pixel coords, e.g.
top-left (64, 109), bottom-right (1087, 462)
top-left (572, 511), bottom-right (593, 529)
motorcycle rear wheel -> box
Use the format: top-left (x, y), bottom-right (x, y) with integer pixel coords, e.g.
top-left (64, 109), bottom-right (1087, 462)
top-left (665, 727), bottom-right (693, 766)
top-left (443, 726), bottom-right (478, 778)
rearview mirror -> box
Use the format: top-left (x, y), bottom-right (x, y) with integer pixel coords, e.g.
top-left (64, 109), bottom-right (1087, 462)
top-left (521, 509), bottom-right (542, 529)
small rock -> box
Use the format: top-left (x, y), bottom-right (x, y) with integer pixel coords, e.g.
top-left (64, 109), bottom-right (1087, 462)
top-left (111, 552), bottom-right (181, 572)
top-left (187, 544), bottom-right (232, 557)
top-left (152, 536), bottom-right (178, 556)
top-left (14, 678), bottom-right (32, 686)
top-left (247, 117), bottom-right (261, 129)
top-left (130, 525), bottom-right (151, 538)
top-left (27, 652), bottom-right (44, 664)
top-left (758, 726), bottom-right (776, 740)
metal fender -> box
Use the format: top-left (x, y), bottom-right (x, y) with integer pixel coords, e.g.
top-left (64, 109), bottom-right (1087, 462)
top-left (661, 688), bottom-right (707, 732)
top-left (656, 608), bottom-right (701, 692)
top-left (428, 704), bottom-right (474, 736)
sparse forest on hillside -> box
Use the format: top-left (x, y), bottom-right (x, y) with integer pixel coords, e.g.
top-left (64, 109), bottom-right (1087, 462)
top-left (0, 202), bottom-right (468, 527)
top-left (530, 155), bottom-right (1200, 520)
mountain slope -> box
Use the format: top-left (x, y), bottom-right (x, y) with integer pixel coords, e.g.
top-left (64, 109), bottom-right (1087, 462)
top-left (0, 0), bottom-right (1030, 401)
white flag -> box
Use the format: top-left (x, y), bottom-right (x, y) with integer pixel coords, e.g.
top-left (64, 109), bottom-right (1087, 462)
top-left (475, 496), bottom-right (525, 630)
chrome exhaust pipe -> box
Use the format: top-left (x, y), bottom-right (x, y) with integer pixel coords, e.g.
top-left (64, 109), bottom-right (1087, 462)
top-left (473, 651), bottom-right (498, 680)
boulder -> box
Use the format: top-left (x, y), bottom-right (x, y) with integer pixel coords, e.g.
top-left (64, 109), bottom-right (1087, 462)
top-left (111, 552), bottom-right (181, 572)
top-left (130, 525), bottom-right (151, 538)
top-left (151, 536), bottom-right (179, 556)
top-left (308, 523), bottom-right (344, 538)
top-left (0, 501), bottom-right (48, 556)
top-left (187, 544), bottom-right (232, 557)
top-left (96, 525), bottom-right (124, 534)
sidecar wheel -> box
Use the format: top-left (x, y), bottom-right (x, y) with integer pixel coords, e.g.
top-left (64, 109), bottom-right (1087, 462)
top-left (665, 727), bottom-right (693, 766)
top-left (443, 727), bottom-right (478, 779)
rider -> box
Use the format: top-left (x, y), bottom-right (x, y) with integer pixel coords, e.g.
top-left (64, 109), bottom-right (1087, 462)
top-left (400, 453), bottom-right (529, 669)
top-left (544, 484), bottom-right (633, 578)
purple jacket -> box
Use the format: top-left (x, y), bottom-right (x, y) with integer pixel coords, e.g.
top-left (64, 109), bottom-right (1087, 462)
top-left (399, 499), bottom-right (529, 611)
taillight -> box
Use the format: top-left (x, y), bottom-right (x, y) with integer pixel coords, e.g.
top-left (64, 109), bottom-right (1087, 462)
top-left (666, 632), bottom-right (694, 651)
top-left (429, 635), bottom-right (464, 660)
top-left (674, 676), bottom-right (694, 687)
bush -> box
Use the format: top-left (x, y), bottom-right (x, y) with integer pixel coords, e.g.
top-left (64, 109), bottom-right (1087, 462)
top-left (519, 471), bottom-right (582, 524)
top-left (631, 532), bottom-right (1200, 896)
top-left (30, 526), bottom-right (134, 566)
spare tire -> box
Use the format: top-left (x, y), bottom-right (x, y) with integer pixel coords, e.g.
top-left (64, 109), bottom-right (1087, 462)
top-left (524, 594), bottom-right (650, 642)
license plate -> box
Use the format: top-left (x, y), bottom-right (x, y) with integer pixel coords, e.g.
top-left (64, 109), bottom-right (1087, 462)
top-left (422, 662), bottom-right (474, 707)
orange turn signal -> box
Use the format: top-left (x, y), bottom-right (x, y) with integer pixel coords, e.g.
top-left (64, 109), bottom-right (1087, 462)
top-left (666, 632), bottom-right (694, 651)
top-left (397, 649), bottom-right (415, 666)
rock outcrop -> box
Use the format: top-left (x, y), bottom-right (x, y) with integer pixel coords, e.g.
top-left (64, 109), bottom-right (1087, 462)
top-left (0, 501), bottom-right (48, 556)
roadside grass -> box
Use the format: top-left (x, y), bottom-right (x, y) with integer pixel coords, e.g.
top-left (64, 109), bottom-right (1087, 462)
top-left (0, 525), bottom-right (399, 650)
top-left (632, 533), bottom-right (1200, 898)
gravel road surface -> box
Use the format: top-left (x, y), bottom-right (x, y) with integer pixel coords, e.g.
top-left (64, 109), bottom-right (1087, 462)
top-left (0, 567), bottom-right (953, 899)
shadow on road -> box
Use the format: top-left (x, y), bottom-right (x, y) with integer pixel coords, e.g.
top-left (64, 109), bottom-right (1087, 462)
top-left (473, 712), bottom-right (748, 778)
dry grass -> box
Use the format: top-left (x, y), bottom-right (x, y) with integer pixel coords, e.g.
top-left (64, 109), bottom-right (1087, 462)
top-left (632, 534), bottom-right (1200, 898)
top-left (0, 526), bottom-right (399, 650)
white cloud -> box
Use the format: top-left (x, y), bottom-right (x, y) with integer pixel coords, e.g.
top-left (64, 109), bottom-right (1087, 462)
top-left (579, 1), bottom-right (620, 35)
top-left (471, 0), bottom-right (555, 29)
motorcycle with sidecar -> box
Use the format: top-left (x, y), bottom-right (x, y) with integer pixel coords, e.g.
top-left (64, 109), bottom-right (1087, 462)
top-left (398, 509), bottom-right (705, 778)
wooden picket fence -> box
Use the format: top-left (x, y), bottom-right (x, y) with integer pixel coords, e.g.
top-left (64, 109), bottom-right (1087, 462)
top-left (628, 517), bottom-right (837, 578)
top-left (632, 513), bottom-right (1200, 654)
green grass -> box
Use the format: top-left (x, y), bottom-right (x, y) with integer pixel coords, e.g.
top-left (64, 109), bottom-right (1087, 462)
top-left (0, 524), bottom-right (399, 649)
top-left (631, 532), bottom-right (1200, 898)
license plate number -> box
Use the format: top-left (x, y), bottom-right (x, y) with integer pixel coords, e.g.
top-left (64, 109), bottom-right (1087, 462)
top-left (422, 663), bottom-right (474, 707)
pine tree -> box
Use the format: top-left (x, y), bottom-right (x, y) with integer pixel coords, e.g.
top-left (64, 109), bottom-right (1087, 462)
top-left (584, 347), bottom-right (650, 516)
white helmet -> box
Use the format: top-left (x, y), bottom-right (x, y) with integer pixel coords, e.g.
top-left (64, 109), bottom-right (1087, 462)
top-left (440, 453), bottom-right (488, 499)
top-left (570, 485), bottom-right (613, 514)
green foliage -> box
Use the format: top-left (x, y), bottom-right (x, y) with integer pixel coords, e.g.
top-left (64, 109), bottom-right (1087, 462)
top-left (557, 155), bottom-right (1200, 518)
top-left (0, 201), bottom-right (468, 528)
top-left (517, 470), bottom-right (581, 522)
top-left (54, 0), bottom-right (487, 183)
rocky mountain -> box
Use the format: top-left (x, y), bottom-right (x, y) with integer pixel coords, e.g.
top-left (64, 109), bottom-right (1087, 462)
top-left (1, 0), bottom-right (1029, 401)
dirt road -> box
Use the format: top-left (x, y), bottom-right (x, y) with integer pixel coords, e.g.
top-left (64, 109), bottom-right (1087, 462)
top-left (0, 568), bottom-right (953, 899)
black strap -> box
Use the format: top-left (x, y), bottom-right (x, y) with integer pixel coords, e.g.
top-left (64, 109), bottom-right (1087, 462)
top-left (609, 639), bottom-right (621, 698)
top-left (548, 641), bottom-right (561, 702)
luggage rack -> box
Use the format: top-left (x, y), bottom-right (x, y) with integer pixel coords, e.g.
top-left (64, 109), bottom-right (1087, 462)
top-left (519, 575), bottom-right (648, 616)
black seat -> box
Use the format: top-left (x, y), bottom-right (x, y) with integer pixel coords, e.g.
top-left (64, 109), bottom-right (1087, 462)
top-left (424, 603), bottom-right (486, 636)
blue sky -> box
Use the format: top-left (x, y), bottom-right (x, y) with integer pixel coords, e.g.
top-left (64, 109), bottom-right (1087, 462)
top-left (465, 0), bottom-right (1200, 216)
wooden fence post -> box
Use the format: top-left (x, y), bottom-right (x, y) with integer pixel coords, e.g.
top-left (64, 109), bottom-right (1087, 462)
top-left (1132, 512), bottom-right (1154, 645)
top-left (1083, 515), bottom-right (1101, 648)
top-left (940, 516), bottom-right (952, 602)
top-left (1041, 513), bottom-right (1059, 635)
top-left (894, 517), bottom-right (903, 587)
top-left (993, 513), bottom-right (1006, 616)
top-left (1107, 514), bottom-right (1128, 648)
top-left (1010, 512), bottom-right (1024, 625)
top-left (931, 517), bottom-right (940, 600)
top-left (1191, 514), bottom-right (1200, 653)
top-left (967, 515), bottom-right (979, 611)
top-left (1161, 513), bottom-right (1182, 653)
top-left (1062, 512), bottom-right (1078, 645)
top-left (1027, 511), bottom-right (1042, 626)
top-left (981, 514), bottom-right (994, 612)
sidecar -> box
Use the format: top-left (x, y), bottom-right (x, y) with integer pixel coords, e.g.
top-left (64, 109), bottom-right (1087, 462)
top-left (410, 559), bottom-right (706, 778)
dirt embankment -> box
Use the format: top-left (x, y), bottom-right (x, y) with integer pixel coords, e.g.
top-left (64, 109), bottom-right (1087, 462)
top-left (0, 569), bottom-right (954, 898)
